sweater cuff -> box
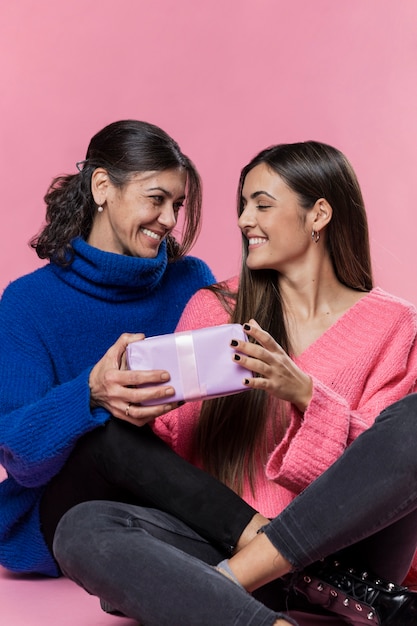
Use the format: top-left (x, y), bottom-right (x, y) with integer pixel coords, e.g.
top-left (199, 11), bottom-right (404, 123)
top-left (266, 378), bottom-right (350, 493)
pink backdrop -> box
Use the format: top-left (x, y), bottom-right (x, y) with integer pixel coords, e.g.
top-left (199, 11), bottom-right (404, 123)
top-left (1, 0), bottom-right (417, 304)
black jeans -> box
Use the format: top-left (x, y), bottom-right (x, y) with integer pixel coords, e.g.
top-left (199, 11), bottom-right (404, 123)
top-left (39, 418), bottom-right (257, 557)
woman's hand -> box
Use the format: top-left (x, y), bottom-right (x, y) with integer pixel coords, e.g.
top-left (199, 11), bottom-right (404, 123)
top-left (233, 320), bottom-right (313, 413)
top-left (88, 333), bottom-right (177, 426)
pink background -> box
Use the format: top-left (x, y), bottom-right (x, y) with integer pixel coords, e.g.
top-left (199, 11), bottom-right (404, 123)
top-left (1, 0), bottom-right (417, 304)
top-left (0, 1), bottom-right (417, 615)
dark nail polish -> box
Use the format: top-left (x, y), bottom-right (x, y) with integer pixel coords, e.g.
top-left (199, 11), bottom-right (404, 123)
top-left (230, 339), bottom-right (238, 347)
top-left (244, 378), bottom-right (250, 385)
top-left (234, 354), bottom-right (241, 361)
top-left (243, 324), bottom-right (251, 331)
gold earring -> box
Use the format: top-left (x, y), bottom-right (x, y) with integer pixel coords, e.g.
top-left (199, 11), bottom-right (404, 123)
top-left (311, 229), bottom-right (320, 243)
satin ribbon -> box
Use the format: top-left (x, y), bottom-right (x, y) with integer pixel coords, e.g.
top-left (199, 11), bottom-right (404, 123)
top-left (174, 332), bottom-right (204, 401)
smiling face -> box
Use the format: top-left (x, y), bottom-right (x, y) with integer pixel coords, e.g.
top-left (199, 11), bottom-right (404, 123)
top-left (88, 168), bottom-right (187, 258)
top-left (238, 162), bottom-right (316, 273)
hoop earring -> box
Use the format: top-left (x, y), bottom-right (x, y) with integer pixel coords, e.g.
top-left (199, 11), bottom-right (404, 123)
top-left (97, 205), bottom-right (104, 213)
top-left (311, 229), bottom-right (320, 243)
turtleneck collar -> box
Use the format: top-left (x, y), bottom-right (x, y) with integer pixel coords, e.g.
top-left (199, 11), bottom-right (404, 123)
top-left (51, 237), bottom-right (169, 302)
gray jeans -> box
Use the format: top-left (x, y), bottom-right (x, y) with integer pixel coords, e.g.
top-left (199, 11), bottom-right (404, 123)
top-left (265, 393), bottom-right (417, 583)
top-left (54, 503), bottom-right (301, 625)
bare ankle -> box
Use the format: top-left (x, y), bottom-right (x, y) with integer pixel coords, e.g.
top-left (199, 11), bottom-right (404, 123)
top-left (235, 513), bottom-right (269, 552)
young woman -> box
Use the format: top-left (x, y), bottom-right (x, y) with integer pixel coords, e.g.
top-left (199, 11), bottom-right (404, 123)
top-left (53, 141), bottom-right (417, 625)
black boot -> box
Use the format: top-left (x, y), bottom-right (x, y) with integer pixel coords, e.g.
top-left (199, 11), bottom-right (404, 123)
top-left (292, 559), bottom-right (417, 625)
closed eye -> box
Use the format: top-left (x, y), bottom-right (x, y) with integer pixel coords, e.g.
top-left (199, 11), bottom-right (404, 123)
top-left (150, 195), bottom-right (164, 205)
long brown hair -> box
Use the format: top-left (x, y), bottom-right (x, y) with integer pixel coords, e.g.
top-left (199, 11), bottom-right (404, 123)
top-left (194, 141), bottom-right (373, 494)
top-left (30, 120), bottom-right (202, 266)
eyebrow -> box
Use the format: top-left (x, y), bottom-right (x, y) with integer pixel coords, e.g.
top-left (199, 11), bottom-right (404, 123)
top-left (242, 190), bottom-right (277, 201)
top-left (146, 186), bottom-right (185, 200)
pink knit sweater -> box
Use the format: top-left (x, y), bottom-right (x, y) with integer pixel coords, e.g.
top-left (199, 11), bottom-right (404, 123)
top-left (153, 278), bottom-right (417, 580)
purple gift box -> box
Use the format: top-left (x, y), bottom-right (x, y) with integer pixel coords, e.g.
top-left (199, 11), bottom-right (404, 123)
top-left (126, 324), bottom-right (252, 405)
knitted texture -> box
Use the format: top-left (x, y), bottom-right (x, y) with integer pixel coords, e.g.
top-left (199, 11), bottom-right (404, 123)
top-left (154, 278), bottom-right (417, 579)
top-left (0, 237), bottom-right (215, 576)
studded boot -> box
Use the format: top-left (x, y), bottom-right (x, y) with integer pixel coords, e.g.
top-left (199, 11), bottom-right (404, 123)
top-left (292, 559), bottom-right (417, 625)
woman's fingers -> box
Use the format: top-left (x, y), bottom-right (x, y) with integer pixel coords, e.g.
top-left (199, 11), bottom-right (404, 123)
top-left (116, 398), bottom-right (178, 427)
top-left (89, 332), bottom-right (179, 417)
top-left (243, 319), bottom-right (280, 351)
top-left (109, 332), bottom-right (146, 367)
top-left (230, 320), bottom-right (284, 374)
top-left (231, 321), bottom-right (312, 411)
top-left (93, 367), bottom-right (176, 414)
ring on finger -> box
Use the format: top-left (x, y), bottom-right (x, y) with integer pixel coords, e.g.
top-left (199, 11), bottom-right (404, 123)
top-left (125, 402), bottom-right (131, 417)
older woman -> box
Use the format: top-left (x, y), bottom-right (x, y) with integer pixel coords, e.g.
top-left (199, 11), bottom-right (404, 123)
top-left (0, 119), bottom-right (264, 579)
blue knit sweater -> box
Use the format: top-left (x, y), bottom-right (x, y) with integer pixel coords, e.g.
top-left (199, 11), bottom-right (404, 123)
top-left (0, 238), bottom-right (215, 576)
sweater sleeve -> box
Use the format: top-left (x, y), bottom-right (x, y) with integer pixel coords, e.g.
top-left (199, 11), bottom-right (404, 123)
top-left (0, 286), bottom-right (109, 488)
top-left (175, 278), bottom-right (235, 332)
top-left (266, 298), bottom-right (417, 494)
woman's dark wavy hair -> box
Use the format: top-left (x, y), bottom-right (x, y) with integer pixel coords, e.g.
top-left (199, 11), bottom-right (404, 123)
top-left (30, 120), bottom-right (202, 265)
top-left (194, 140), bottom-right (373, 495)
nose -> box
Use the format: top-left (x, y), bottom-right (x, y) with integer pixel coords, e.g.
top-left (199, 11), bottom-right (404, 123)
top-left (157, 203), bottom-right (178, 230)
top-left (238, 204), bottom-right (256, 230)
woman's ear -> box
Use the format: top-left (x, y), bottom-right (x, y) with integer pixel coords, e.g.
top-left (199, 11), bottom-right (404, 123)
top-left (91, 168), bottom-right (110, 206)
top-left (311, 198), bottom-right (333, 231)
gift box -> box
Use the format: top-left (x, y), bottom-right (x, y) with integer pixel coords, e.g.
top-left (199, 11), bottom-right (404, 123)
top-left (126, 324), bottom-right (252, 405)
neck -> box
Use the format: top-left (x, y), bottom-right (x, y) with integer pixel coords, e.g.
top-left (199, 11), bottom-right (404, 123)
top-left (278, 255), bottom-right (349, 321)
top-left (277, 256), bottom-right (367, 357)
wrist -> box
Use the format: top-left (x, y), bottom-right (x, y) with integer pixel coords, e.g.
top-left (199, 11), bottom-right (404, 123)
top-left (295, 375), bottom-right (313, 413)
